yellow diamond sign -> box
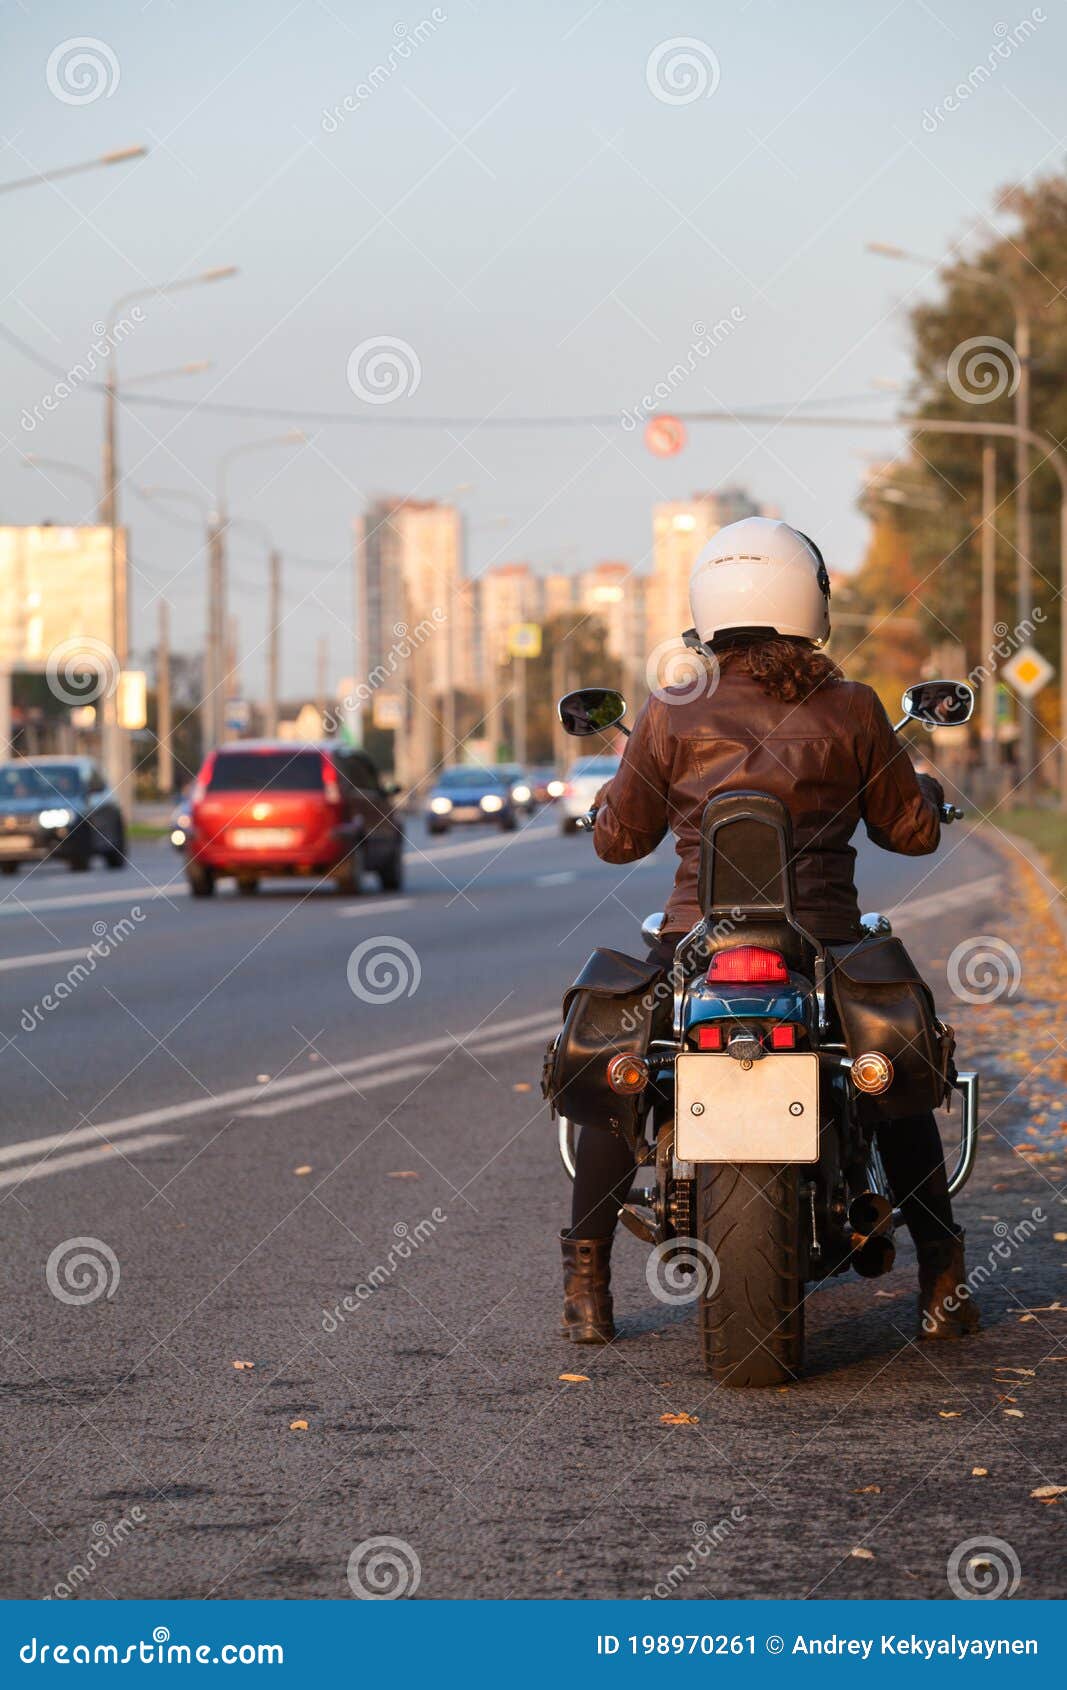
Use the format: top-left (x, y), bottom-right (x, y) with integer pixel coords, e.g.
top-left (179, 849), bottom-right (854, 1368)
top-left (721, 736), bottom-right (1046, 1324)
top-left (1003, 644), bottom-right (1053, 700)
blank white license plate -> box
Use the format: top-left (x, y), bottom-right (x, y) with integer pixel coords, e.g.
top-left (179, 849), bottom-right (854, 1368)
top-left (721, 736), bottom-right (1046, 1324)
top-left (675, 1051), bottom-right (820, 1163)
top-left (228, 827), bottom-right (298, 850)
top-left (0, 835), bottom-right (33, 851)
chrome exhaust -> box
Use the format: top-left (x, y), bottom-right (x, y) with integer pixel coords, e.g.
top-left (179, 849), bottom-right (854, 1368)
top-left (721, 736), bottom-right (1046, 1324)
top-left (851, 1234), bottom-right (897, 1278)
top-left (848, 1190), bottom-right (894, 1238)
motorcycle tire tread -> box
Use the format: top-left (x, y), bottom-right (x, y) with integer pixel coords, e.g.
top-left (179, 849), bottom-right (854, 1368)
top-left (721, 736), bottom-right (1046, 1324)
top-left (696, 1161), bottom-right (804, 1388)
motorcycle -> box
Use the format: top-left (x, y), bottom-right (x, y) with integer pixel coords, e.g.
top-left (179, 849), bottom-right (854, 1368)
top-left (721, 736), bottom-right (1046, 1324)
top-left (550, 679), bottom-right (979, 1387)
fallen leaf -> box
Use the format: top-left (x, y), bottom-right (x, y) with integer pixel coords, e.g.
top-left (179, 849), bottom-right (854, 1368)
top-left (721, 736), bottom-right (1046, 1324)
top-left (660, 1411), bottom-right (699, 1425)
top-left (972, 1467), bottom-right (988, 1477)
top-left (512, 1081), bottom-right (531, 1092)
top-left (1019, 1313), bottom-right (1037, 1323)
top-left (1031, 1484), bottom-right (1067, 1499)
top-left (939, 1411), bottom-right (962, 1419)
top-left (289, 1419), bottom-right (308, 1431)
top-left (232, 1360), bottom-right (254, 1370)
top-left (1003, 1408), bottom-right (1025, 1418)
top-left (850, 1547), bottom-right (875, 1560)
top-left (996, 1367), bottom-right (1035, 1377)
top-left (293, 1165), bottom-right (312, 1176)
top-left (387, 1170), bottom-right (420, 1179)
top-left (256, 1074), bottom-right (270, 1084)
top-left (1055, 1233), bottom-right (1067, 1243)
top-left (852, 1485), bottom-right (881, 1494)
top-left (558, 1373), bottom-right (589, 1384)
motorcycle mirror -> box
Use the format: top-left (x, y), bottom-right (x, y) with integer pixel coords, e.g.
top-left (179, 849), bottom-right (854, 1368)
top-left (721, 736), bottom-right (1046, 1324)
top-left (557, 687), bottom-right (629, 737)
top-left (898, 679), bottom-right (975, 730)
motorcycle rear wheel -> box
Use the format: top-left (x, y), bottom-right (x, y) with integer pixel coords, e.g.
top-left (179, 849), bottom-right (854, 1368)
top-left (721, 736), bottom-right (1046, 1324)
top-left (696, 1161), bottom-right (804, 1387)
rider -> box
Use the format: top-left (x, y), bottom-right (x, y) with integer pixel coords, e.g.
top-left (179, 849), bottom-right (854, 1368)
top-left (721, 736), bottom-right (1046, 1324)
top-left (561, 516), bottom-right (979, 1348)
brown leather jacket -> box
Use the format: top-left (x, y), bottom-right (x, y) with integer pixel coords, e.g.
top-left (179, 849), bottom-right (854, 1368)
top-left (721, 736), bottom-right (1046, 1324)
top-left (593, 667), bottom-right (942, 943)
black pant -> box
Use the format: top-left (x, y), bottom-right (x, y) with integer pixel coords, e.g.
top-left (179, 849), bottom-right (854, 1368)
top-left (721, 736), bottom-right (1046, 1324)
top-left (568, 936), bottom-right (956, 1248)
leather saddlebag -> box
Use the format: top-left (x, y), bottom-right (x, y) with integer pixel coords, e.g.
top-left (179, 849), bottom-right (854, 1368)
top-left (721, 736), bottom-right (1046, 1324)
top-left (828, 935), bottom-right (955, 1117)
top-left (542, 948), bottom-right (666, 1143)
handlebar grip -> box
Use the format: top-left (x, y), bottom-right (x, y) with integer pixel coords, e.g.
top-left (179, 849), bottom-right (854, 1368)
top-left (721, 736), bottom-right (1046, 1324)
top-left (575, 807), bottom-right (598, 832)
top-left (940, 802), bottom-right (964, 823)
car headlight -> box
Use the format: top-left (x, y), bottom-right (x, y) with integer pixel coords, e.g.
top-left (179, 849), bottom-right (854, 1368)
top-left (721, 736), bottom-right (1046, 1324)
top-left (511, 783), bottom-right (531, 804)
top-left (547, 779), bottom-right (565, 798)
top-left (479, 793), bottom-right (504, 813)
top-left (39, 808), bottom-right (72, 829)
top-left (430, 796), bottom-right (453, 815)
top-left (170, 828), bottom-right (187, 847)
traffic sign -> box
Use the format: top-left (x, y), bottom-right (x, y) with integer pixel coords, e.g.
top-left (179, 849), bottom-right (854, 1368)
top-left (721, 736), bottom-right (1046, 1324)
top-left (1003, 645), bottom-right (1053, 700)
top-left (508, 622), bottom-right (542, 659)
top-left (644, 414), bottom-right (687, 457)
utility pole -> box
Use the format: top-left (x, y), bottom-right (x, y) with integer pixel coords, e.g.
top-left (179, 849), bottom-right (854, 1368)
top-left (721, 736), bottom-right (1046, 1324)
top-left (980, 446), bottom-right (997, 780)
top-left (1014, 307), bottom-right (1034, 796)
top-left (205, 518), bottom-right (224, 750)
top-left (99, 364), bottom-right (128, 813)
top-left (316, 635), bottom-right (329, 725)
top-left (514, 654), bottom-right (528, 766)
top-left (157, 600), bottom-right (173, 795)
top-left (266, 550), bottom-right (281, 737)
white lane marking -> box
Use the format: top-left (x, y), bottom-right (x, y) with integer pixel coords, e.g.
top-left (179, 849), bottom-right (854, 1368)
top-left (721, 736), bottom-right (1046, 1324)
top-left (0, 1133), bottom-right (179, 1190)
top-left (0, 1008), bottom-right (560, 1165)
top-left (337, 898), bottom-right (414, 919)
top-left (535, 871), bottom-right (576, 886)
top-left (236, 1019), bottom-right (559, 1119)
top-left (888, 874), bottom-right (1001, 928)
top-left (0, 826), bottom-right (557, 920)
top-left (0, 945), bottom-right (100, 974)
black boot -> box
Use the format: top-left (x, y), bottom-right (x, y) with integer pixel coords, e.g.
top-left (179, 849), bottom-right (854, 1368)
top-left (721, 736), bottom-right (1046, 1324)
top-left (560, 1234), bottom-right (615, 1344)
top-left (917, 1229), bottom-right (980, 1340)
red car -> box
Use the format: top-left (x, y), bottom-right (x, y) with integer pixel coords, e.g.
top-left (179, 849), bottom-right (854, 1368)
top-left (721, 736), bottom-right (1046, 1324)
top-left (183, 742), bottom-right (405, 897)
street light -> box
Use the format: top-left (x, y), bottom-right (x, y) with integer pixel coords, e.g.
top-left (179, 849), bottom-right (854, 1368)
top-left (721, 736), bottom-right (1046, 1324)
top-left (98, 264), bottom-right (238, 808)
top-left (867, 238), bottom-right (1036, 791)
top-left (209, 433), bottom-right (304, 746)
top-left (0, 144), bottom-right (148, 195)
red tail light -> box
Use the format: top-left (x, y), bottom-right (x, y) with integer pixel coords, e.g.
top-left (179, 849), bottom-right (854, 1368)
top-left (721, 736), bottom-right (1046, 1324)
top-left (321, 755), bottom-right (341, 805)
top-left (707, 947), bottom-right (789, 984)
top-left (769, 1024), bottom-right (797, 1050)
top-left (695, 1025), bottom-right (724, 1051)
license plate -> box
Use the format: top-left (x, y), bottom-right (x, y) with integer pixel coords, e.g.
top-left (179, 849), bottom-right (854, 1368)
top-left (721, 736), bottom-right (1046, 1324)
top-left (0, 835), bottom-right (33, 851)
top-left (675, 1051), bottom-right (820, 1163)
top-left (451, 806), bottom-right (481, 821)
top-left (228, 827), bottom-right (298, 850)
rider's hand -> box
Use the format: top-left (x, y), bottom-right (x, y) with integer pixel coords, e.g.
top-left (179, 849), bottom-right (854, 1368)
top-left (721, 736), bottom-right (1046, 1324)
top-left (917, 771), bottom-right (945, 811)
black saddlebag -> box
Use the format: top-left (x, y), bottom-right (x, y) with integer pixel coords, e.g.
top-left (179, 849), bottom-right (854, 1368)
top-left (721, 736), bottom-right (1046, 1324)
top-left (542, 948), bottom-right (666, 1144)
top-left (827, 935), bottom-right (955, 1117)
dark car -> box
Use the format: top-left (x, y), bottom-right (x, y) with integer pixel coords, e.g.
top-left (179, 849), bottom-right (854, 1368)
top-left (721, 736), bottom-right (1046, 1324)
top-left (0, 757), bottom-right (127, 874)
top-left (528, 765), bottom-right (565, 804)
top-left (425, 766), bottom-right (517, 835)
top-left (495, 763), bottom-right (535, 816)
top-left (183, 741), bottom-right (404, 897)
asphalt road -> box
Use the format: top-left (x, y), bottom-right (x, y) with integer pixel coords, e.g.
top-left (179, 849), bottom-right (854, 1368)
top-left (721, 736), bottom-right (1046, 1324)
top-left (0, 809), bottom-right (1063, 1601)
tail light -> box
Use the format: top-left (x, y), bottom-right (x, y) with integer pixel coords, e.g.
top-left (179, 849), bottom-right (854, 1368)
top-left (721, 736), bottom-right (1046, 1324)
top-left (695, 1025), bottom-right (724, 1051)
top-left (321, 755), bottom-right (342, 805)
top-left (606, 1054), bottom-right (649, 1095)
top-left (769, 1024), bottom-right (797, 1050)
top-left (707, 946), bottom-right (789, 984)
top-left (191, 755), bottom-right (213, 807)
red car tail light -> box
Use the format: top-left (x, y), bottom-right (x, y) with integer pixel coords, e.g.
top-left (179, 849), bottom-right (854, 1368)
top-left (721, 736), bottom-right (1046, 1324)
top-left (695, 1025), bottom-right (724, 1051)
top-left (707, 946), bottom-right (789, 984)
top-left (769, 1024), bottom-right (797, 1050)
top-left (321, 755), bottom-right (342, 805)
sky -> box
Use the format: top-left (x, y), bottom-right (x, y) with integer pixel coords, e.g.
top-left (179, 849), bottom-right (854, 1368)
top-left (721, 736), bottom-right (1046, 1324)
top-left (2, 0), bottom-right (1064, 698)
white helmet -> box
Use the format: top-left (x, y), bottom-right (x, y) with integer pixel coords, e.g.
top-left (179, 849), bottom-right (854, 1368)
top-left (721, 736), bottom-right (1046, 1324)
top-left (688, 516), bottom-right (830, 646)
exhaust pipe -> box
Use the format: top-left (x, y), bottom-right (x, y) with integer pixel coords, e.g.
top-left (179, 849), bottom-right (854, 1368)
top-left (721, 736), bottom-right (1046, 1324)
top-left (848, 1191), bottom-right (894, 1239)
top-left (850, 1233), bottom-right (897, 1278)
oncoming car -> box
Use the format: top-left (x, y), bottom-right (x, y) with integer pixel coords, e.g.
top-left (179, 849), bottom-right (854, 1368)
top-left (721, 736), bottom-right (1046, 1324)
top-left (425, 767), bottom-right (517, 835)
top-left (0, 758), bottom-right (127, 872)
top-left (559, 754), bottom-right (621, 834)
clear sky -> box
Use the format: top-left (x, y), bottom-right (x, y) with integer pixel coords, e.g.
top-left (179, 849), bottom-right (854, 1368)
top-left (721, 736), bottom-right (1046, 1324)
top-left (2, 0), bottom-right (1063, 696)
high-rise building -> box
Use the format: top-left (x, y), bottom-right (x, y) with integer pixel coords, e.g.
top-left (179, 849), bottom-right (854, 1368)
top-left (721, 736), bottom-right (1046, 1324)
top-left (542, 572), bottom-right (575, 624)
top-left (648, 487), bottom-right (760, 655)
top-left (576, 560), bottom-right (645, 693)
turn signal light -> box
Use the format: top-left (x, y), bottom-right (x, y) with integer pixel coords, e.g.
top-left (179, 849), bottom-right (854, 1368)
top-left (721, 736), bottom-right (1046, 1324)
top-left (707, 946), bottom-right (789, 984)
top-left (851, 1051), bottom-right (894, 1095)
top-left (695, 1025), bottom-right (724, 1051)
top-left (606, 1054), bottom-right (649, 1095)
top-left (769, 1024), bottom-right (797, 1050)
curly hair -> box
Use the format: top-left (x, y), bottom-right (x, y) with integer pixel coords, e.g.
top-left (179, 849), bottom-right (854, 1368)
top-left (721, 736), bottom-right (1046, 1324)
top-left (713, 635), bottom-right (842, 704)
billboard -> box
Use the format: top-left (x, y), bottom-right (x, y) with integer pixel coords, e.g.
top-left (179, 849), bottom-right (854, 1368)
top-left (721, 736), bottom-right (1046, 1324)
top-left (0, 525), bottom-right (122, 670)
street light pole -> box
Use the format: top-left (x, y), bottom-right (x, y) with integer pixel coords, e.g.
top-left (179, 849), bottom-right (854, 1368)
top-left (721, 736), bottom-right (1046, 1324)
top-left (0, 144), bottom-right (147, 195)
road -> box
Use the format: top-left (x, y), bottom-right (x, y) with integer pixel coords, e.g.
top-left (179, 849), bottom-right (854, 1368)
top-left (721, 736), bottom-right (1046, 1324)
top-left (0, 810), bottom-right (1063, 1601)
